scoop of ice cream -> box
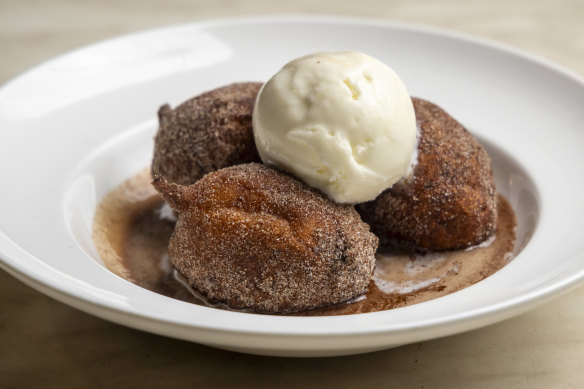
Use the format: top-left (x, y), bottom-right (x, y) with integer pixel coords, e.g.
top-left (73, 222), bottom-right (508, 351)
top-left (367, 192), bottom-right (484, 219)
top-left (252, 51), bottom-right (417, 203)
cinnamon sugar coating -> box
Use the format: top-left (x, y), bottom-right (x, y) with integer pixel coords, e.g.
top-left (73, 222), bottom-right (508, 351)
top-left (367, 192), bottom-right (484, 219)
top-left (357, 98), bottom-right (497, 251)
top-left (153, 163), bottom-right (378, 313)
top-left (151, 82), bottom-right (263, 185)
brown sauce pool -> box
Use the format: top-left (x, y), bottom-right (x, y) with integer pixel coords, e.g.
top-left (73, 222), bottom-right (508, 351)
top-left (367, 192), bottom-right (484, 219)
top-left (93, 169), bottom-right (517, 316)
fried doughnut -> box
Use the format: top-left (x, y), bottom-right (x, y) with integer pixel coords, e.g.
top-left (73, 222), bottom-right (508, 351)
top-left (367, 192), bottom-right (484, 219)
top-left (152, 163), bottom-right (378, 313)
top-left (151, 82), bottom-right (263, 185)
top-left (357, 98), bottom-right (497, 251)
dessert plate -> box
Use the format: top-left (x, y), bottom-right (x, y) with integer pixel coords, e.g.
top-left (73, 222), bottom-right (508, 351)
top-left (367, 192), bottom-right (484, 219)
top-left (1, 16), bottom-right (584, 357)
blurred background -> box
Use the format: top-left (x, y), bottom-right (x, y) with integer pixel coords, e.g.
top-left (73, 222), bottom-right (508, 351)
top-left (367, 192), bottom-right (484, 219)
top-left (2, 0), bottom-right (583, 81)
top-left (1, 1), bottom-right (583, 388)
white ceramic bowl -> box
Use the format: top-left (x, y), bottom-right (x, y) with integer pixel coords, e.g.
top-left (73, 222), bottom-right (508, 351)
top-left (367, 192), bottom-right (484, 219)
top-left (1, 16), bottom-right (583, 357)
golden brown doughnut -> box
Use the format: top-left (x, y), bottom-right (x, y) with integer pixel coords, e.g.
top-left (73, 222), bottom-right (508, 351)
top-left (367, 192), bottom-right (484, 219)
top-left (152, 163), bottom-right (378, 313)
top-left (151, 82), bottom-right (262, 185)
top-left (357, 98), bottom-right (497, 251)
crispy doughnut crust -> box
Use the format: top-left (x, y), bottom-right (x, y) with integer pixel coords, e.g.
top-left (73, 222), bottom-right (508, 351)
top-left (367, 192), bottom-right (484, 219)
top-left (151, 82), bottom-right (263, 185)
top-left (357, 98), bottom-right (497, 251)
top-left (153, 163), bottom-right (378, 313)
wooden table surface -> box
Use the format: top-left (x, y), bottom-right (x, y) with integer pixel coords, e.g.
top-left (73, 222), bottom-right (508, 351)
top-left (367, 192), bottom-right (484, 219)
top-left (2, 1), bottom-right (584, 387)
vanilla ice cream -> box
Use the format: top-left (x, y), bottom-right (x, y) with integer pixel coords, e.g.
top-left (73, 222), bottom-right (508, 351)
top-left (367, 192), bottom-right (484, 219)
top-left (252, 51), bottom-right (417, 203)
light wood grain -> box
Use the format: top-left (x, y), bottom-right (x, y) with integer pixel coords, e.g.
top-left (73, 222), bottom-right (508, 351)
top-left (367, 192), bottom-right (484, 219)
top-left (1, 1), bottom-right (583, 387)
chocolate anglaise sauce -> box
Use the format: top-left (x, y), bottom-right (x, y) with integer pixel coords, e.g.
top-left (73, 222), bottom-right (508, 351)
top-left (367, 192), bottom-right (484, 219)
top-left (93, 168), bottom-right (517, 316)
